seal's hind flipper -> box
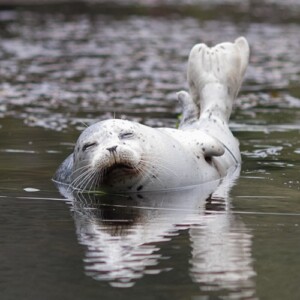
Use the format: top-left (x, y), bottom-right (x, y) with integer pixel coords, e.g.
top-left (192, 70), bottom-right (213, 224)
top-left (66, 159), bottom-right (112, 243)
top-left (177, 91), bottom-right (198, 129)
top-left (187, 37), bottom-right (249, 122)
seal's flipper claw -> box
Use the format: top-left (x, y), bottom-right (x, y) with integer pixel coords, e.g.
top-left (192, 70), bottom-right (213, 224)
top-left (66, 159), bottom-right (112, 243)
top-left (176, 91), bottom-right (198, 129)
top-left (187, 37), bottom-right (250, 122)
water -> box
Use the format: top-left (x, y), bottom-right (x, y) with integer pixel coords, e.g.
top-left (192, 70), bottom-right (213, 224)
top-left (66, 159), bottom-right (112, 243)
top-left (0, 2), bottom-right (299, 299)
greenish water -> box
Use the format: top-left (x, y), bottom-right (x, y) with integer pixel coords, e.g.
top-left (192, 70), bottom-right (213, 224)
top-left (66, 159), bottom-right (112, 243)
top-left (0, 2), bottom-right (299, 300)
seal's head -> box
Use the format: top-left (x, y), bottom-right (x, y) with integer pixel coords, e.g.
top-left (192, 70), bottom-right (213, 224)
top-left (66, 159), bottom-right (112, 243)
top-left (71, 119), bottom-right (146, 191)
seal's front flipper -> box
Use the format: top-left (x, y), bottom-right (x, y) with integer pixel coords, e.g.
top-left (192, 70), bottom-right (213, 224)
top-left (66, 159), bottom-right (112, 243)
top-left (177, 91), bottom-right (198, 129)
top-left (187, 37), bottom-right (250, 122)
top-left (201, 135), bottom-right (225, 158)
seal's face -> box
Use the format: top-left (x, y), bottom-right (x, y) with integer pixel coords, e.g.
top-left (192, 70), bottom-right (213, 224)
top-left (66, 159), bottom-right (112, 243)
top-left (71, 119), bottom-right (145, 190)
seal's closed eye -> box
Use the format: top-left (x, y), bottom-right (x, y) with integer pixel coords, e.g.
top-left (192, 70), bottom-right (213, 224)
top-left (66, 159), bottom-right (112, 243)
top-left (82, 142), bottom-right (97, 152)
top-left (119, 132), bottom-right (134, 139)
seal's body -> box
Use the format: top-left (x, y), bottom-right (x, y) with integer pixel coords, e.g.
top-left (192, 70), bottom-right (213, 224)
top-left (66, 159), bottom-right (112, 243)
top-left (54, 37), bottom-right (249, 193)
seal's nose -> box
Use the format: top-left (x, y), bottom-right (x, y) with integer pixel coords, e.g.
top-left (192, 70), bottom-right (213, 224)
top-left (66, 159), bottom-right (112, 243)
top-left (106, 145), bottom-right (118, 153)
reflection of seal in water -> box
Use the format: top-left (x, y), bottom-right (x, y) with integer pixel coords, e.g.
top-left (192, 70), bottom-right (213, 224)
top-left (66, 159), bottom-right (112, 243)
top-left (53, 37), bottom-right (250, 193)
top-left (58, 165), bottom-right (256, 295)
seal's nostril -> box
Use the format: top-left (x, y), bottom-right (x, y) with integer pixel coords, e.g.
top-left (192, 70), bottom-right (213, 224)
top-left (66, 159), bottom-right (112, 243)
top-left (106, 145), bottom-right (118, 152)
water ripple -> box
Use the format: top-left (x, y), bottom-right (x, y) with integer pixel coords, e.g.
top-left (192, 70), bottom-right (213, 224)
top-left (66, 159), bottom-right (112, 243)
top-left (0, 12), bottom-right (300, 131)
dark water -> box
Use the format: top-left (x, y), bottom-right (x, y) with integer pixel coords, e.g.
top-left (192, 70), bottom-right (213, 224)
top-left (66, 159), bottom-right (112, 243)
top-left (0, 2), bottom-right (299, 300)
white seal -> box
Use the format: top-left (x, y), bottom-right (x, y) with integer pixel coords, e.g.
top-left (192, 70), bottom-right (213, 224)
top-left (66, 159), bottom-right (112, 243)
top-left (53, 37), bottom-right (250, 193)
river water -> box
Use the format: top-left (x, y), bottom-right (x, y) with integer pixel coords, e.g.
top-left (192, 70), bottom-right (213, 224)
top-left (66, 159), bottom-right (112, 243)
top-left (0, 2), bottom-right (299, 300)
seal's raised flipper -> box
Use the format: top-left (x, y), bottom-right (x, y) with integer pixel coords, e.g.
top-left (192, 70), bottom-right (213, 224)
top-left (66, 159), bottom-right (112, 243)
top-left (201, 135), bottom-right (225, 158)
top-left (187, 37), bottom-right (249, 122)
top-left (177, 91), bottom-right (198, 129)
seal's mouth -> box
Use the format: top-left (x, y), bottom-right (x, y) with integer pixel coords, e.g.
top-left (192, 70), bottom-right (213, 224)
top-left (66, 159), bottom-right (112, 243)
top-left (108, 163), bottom-right (134, 171)
top-left (103, 162), bottom-right (137, 175)
top-left (97, 162), bottom-right (138, 187)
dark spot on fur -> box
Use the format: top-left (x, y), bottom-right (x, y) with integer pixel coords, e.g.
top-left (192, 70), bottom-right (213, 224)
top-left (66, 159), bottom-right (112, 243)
top-left (137, 185), bottom-right (143, 191)
top-left (137, 194), bottom-right (144, 199)
top-left (197, 156), bottom-right (200, 159)
top-left (202, 147), bottom-right (205, 152)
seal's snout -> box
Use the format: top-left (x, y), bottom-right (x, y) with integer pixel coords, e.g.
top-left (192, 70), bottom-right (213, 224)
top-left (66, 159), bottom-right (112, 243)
top-left (106, 145), bottom-right (118, 153)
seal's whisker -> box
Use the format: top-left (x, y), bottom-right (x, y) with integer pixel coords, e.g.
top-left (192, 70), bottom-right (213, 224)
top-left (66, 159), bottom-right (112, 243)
top-left (67, 168), bottom-right (92, 192)
top-left (89, 171), bottom-right (97, 192)
top-left (83, 170), bottom-right (98, 192)
top-left (135, 160), bottom-right (165, 187)
top-left (80, 170), bottom-right (93, 191)
top-left (80, 121), bottom-right (89, 128)
top-left (70, 167), bottom-right (94, 189)
top-left (68, 164), bottom-right (92, 179)
top-left (70, 167), bottom-right (92, 187)
top-left (84, 169), bottom-right (99, 190)
top-left (139, 156), bottom-right (179, 179)
top-left (133, 163), bottom-right (155, 186)
top-left (70, 172), bottom-right (91, 191)
top-left (90, 169), bottom-right (102, 191)
top-left (87, 167), bottom-right (105, 191)
top-left (78, 170), bottom-right (96, 192)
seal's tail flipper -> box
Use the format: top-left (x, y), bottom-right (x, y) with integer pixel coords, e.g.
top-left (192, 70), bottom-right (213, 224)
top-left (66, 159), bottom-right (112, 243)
top-left (187, 37), bottom-right (249, 122)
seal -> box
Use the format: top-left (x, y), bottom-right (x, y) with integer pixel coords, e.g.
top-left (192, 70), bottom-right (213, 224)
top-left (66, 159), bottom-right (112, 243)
top-left (53, 37), bottom-right (250, 193)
